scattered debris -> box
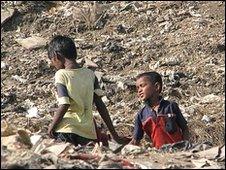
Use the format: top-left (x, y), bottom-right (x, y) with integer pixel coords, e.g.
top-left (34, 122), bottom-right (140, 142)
top-left (15, 36), bottom-right (47, 50)
top-left (121, 144), bottom-right (144, 155)
top-left (1, 1), bottom-right (224, 169)
top-left (12, 75), bottom-right (27, 83)
top-left (1, 8), bottom-right (17, 26)
top-left (26, 106), bottom-right (39, 118)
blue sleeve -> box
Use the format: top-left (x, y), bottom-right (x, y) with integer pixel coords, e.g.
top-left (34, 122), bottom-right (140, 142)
top-left (56, 83), bottom-right (69, 97)
top-left (133, 113), bottom-right (144, 141)
top-left (172, 102), bottom-right (187, 130)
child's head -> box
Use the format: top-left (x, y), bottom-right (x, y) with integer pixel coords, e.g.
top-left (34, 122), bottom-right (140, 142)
top-left (136, 71), bottom-right (162, 102)
top-left (47, 35), bottom-right (77, 69)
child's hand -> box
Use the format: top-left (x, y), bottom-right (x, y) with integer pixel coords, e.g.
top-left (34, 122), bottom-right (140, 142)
top-left (129, 138), bottom-right (140, 145)
top-left (113, 135), bottom-right (131, 145)
top-left (48, 125), bottom-right (55, 138)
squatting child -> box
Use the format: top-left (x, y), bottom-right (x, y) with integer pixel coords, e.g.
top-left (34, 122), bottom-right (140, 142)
top-left (47, 35), bottom-right (129, 146)
top-left (130, 71), bottom-right (189, 149)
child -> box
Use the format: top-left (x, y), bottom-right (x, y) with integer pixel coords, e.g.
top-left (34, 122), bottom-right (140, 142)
top-left (47, 35), bottom-right (129, 146)
top-left (129, 71), bottom-right (189, 149)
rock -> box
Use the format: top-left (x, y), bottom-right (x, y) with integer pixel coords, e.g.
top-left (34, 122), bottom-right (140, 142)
top-left (185, 105), bottom-right (194, 115)
top-left (121, 144), bottom-right (143, 155)
top-left (17, 129), bottom-right (32, 147)
top-left (196, 146), bottom-right (220, 160)
top-left (191, 158), bottom-right (222, 169)
top-left (12, 75), bottom-right (27, 83)
top-left (94, 71), bottom-right (104, 81)
top-left (200, 94), bottom-right (221, 104)
top-left (44, 143), bottom-right (71, 156)
top-left (1, 121), bottom-right (16, 137)
top-left (218, 145), bottom-right (225, 162)
top-left (120, 2), bottom-right (134, 12)
top-left (191, 141), bottom-right (213, 153)
top-left (167, 74), bottom-right (181, 87)
top-left (201, 115), bottom-right (211, 123)
top-left (116, 24), bottom-right (127, 34)
top-left (26, 107), bottom-right (39, 118)
top-left (108, 141), bottom-right (123, 153)
top-left (84, 57), bottom-right (98, 68)
top-left (168, 88), bottom-right (182, 99)
top-left (1, 8), bottom-right (16, 25)
top-left (13, 1), bottom-right (24, 6)
top-left (5, 164), bottom-right (28, 169)
top-left (103, 41), bottom-right (124, 53)
top-left (1, 92), bottom-right (16, 109)
top-left (160, 57), bottom-right (181, 67)
top-left (15, 36), bottom-right (47, 50)
top-left (156, 16), bottom-right (165, 23)
top-left (117, 81), bottom-right (126, 90)
top-left (1, 62), bottom-right (7, 69)
top-left (102, 96), bottom-right (110, 105)
top-left (1, 135), bottom-right (18, 150)
top-left (98, 160), bottom-right (123, 169)
top-left (43, 165), bottom-right (57, 169)
top-left (30, 135), bottom-right (42, 146)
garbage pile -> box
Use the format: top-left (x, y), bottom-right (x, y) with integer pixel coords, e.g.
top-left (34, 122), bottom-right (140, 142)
top-left (1, 1), bottom-right (225, 169)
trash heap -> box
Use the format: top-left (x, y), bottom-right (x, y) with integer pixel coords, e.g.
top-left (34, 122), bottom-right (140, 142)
top-left (1, 1), bottom-right (225, 169)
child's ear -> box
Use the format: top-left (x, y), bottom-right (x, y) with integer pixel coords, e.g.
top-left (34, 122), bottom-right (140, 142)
top-left (53, 52), bottom-right (63, 63)
top-left (51, 52), bottom-right (58, 60)
top-left (55, 52), bottom-right (64, 62)
top-left (155, 82), bottom-right (160, 92)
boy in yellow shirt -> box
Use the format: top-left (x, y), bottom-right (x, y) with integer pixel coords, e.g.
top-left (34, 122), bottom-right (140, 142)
top-left (47, 35), bottom-right (129, 146)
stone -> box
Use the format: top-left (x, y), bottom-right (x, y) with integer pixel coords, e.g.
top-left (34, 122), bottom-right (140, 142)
top-left (84, 57), bottom-right (98, 68)
top-left (43, 165), bottom-right (57, 169)
top-left (26, 107), bottom-right (39, 118)
top-left (201, 115), bottom-right (211, 123)
top-left (197, 146), bottom-right (220, 160)
top-left (200, 94), bottom-right (221, 104)
top-left (12, 75), bottom-right (27, 83)
top-left (98, 160), bottom-right (123, 169)
top-left (1, 62), bottom-right (7, 69)
top-left (15, 36), bottom-right (47, 50)
top-left (121, 144), bottom-right (143, 155)
top-left (1, 8), bottom-right (16, 25)
top-left (45, 143), bottom-right (71, 156)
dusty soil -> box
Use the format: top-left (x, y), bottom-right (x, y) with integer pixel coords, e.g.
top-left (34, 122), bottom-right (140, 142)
top-left (1, 1), bottom-right (225, 169)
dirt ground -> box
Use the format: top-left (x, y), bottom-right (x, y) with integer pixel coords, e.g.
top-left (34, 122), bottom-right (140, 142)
top-left (1, 1), bottom-right (225, 169)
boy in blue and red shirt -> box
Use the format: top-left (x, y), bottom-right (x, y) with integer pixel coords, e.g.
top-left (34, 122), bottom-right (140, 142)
top-left (130, 71), bottom-right (189, 149)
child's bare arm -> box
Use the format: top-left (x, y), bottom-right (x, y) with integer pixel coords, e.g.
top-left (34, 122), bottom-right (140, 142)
top-left (48, 104), bottom-right (70, 138)
top-left (129, 138), bottom-right (141, 145)
top-left (182, 126), bottom-right (190, 141)
top-left (93, 93), bottom-right (130, 144)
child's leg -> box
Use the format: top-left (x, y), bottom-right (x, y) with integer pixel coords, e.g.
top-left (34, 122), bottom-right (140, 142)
top-left (93, 119), bottom-right (110, 147)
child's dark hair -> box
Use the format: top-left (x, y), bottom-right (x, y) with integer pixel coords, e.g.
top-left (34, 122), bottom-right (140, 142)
top-left (48, 35), bottom-right (77, 60)
top-left (136, 71), bottom-right (163, 93)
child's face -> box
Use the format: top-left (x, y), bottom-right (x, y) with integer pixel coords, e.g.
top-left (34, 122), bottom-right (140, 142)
top-left (50, 55), bottom-right (65, 70)
top-left (136, 76), bottom-right (159, 101)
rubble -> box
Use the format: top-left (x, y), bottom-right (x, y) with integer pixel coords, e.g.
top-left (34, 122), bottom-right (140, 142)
top-left (1, 8), bottom-right (16, 25)
top-left (1, 1), bottom-right (224, 169)
top-left (15, 36), bottom-right (47, 50)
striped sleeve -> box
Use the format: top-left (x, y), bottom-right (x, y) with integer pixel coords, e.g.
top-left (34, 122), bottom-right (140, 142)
top-left (94, 76), bottom-right (105, 97)
top-left (55, 71), bottom-right (70, 105)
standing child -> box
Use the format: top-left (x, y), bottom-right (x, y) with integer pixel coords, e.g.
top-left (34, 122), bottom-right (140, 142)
top-left (129, 71), bottom-right (189, 149)
top-left (47, 35), bottom-right (129, 146)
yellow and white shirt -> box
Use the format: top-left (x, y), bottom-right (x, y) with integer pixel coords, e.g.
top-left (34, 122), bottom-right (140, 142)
top-left (54, 67), bottom-right (99, 139)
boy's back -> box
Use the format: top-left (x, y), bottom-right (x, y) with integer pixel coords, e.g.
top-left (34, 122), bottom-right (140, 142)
top-left (54, 67), bottom-right (97, 139)
top-left (47, 35), bottom-right (130, 146)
